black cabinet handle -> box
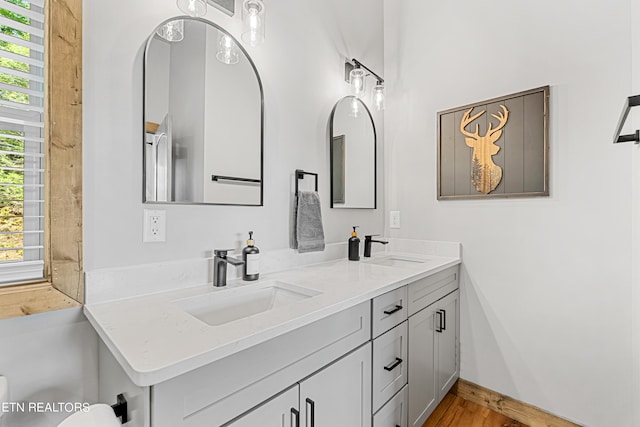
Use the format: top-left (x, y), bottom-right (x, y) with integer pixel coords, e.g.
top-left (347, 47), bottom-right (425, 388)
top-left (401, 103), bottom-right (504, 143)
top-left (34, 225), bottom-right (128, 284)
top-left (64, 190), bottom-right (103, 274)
top-left (305, 398), bottom-right (315, 427)
top-left (384, 305), bottom-right (403, 315)
top-left (435, 311), bottom-right (443, 333)
top-left (384, 357), bottom-right (403, 371)
top-left (440, 309), bottom-right (446, 331)
top-left (291, 408), bottom-right (300, 427)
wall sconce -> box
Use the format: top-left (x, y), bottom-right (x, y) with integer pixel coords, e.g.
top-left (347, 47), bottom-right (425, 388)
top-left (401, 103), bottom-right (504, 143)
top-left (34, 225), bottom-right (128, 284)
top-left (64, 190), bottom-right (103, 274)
top-left (345, 58), bottom-right (385, 111)
top-left (156, 19), bottom-right (184, 42)
top-left (241, 0), bottom-right (265, 46)
top-left (176, 0), bottom-right (207, 16)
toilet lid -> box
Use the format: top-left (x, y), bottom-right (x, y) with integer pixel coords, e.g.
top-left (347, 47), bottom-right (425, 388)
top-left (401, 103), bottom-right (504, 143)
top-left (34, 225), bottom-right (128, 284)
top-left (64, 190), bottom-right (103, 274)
top-left (57, 404), bottom-right (120, 427)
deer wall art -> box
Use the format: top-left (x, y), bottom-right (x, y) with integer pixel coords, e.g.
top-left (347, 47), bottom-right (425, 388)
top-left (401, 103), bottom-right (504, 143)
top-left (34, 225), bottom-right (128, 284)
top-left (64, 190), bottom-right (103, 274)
top-left (459, 105), bottom-right (509, 195)
top-left (437, 86), bottom-right (549, 200)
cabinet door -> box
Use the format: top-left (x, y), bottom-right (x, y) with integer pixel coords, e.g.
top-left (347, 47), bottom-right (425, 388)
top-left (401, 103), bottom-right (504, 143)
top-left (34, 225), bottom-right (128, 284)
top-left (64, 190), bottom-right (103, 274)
top-left (300, 343), bottom-right (371, 427)
top-left (436, 290), bottom-right (459, 399)
top-left (226, 386), bottom-right (299, 427)
top-left (408, 305), bottom-right (438, 427)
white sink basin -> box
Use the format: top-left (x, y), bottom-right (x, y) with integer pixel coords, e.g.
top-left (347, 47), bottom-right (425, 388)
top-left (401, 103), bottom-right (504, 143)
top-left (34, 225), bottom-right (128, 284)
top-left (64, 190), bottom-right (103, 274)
top-left (364, 255), bottom-right (428, 268)
top-left (172, 281), bottom-right (321, 326)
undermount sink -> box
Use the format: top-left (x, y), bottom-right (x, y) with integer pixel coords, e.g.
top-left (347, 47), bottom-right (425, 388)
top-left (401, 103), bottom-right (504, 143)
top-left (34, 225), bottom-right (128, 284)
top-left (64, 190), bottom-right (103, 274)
top-left (364, 255), bottom-right (428, 268)
top-left (172, 281), bottom-right (322, 326)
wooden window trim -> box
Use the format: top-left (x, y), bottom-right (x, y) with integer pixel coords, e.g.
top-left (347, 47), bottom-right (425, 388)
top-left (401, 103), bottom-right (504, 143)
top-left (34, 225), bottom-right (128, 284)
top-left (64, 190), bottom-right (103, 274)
top-left (0, 0), bottom-right (83, 320)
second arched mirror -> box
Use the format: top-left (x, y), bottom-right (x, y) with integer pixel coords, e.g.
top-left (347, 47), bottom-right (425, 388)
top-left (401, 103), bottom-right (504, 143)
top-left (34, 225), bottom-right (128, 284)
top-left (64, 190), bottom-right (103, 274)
top-left (329, 96), bottom-right (376, 209)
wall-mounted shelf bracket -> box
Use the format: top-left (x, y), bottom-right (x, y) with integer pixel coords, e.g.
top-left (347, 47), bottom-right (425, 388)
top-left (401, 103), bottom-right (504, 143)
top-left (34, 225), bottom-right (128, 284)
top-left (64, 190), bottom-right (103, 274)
top-left (613, 94), bottom-right (640, 144)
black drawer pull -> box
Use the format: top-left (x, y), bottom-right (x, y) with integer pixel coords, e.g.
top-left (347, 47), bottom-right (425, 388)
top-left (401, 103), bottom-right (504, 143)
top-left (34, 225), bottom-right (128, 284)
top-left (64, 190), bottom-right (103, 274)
top-left (440, 309), bottom-right (446, 331)
top-left (435, 311), bottom-right (443, 333)
top-left (383, 305), bottom-right (403, 315)
top-left (305, 398), bottom-right (315, 427)
top-left (291, 408), bottom-right (300, 427)
top-left (384, 357), bottom-right (403, 371)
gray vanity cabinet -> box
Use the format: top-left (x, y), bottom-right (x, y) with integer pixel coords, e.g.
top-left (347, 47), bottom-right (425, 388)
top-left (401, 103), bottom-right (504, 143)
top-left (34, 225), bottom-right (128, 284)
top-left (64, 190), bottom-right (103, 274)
top-left (227, 343), bottom-right (372, 427)
top-left (95, 264), bottom-right (460, 427)
top-left (407, 266), bottom-right (460, 427)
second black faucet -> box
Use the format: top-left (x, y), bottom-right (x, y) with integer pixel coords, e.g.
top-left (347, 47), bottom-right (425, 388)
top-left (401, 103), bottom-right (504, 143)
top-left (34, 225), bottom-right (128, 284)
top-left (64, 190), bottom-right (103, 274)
top-left (364, 235), bottom-right (388, 257)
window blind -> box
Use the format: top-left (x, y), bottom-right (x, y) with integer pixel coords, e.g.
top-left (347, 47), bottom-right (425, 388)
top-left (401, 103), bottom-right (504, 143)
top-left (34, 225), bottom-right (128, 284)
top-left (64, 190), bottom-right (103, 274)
top-left (0, 0), bottom-right (44, 285)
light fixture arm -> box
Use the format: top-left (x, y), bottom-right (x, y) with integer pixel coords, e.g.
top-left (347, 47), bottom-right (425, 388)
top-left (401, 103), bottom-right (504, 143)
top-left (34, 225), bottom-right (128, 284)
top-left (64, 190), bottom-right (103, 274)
top-left (352, 58), bottom-right (384, 84)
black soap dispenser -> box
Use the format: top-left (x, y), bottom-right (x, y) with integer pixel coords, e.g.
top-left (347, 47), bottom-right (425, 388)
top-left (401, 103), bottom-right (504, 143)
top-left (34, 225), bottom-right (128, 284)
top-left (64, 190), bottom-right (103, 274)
top-left (348, 226), bottom-right (360, 261)
top-left (242, 231), bottom-right (260, 281)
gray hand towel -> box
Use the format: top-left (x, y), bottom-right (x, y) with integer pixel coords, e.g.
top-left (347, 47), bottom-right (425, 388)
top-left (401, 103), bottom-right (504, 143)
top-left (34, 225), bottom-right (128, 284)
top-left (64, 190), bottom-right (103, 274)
top-left (293, 190), bottom-right (325, 253)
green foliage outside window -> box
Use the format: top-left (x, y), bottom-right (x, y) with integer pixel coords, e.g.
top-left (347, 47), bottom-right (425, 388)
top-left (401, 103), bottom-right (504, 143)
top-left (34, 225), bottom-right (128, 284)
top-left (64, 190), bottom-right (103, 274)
top-left (0, 0), bottom-right (33, 261)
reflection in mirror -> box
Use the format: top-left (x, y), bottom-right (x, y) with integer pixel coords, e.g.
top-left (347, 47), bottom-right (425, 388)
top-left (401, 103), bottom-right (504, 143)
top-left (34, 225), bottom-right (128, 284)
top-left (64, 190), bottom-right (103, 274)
top-left (144, 18), bottom-right (263, 205)
top-left (329, 96), bottom-right (376, 209)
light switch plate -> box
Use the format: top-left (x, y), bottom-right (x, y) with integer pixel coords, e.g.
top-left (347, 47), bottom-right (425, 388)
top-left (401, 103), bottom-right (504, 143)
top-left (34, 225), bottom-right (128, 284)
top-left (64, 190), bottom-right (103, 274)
top-left (143, 209), bottom-right (166, 242)
top-left (390, 211), bottom-right (401, 229)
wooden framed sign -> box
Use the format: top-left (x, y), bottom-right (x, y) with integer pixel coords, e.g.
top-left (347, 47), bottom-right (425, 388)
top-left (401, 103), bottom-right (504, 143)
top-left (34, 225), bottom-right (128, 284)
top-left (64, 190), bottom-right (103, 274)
top-left (437, 86), bottom-right (549, 200)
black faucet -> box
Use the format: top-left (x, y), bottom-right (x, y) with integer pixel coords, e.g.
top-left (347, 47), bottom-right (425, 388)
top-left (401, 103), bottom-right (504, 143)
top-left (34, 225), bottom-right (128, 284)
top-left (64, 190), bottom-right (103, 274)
top-left (214, 249), bottom-right (245, 287)
top-left (364, 235), bottom-right (388, 257)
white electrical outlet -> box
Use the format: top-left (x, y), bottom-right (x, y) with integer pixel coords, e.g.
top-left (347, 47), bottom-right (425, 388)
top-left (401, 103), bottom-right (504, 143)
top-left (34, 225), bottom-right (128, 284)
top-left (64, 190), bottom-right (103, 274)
top-left (143, 209), bottom-right (166, 242)
top-left (390, 211), bottom-right (401, 229)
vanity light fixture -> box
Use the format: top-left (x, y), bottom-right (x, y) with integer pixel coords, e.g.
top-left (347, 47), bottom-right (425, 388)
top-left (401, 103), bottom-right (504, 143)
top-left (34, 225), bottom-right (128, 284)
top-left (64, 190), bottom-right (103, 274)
top-left (156, 19), bottom-right (184, 42)
top-left (349, 68), bottom-right (366, 98)
top-left (373, 82), bottom-right (384, 111)
top-left (346, 59), bottom-right (385, 111)
top-left (241, 0), bottom-right (265, 46)
top-left (177, 0), bottom-right (207, 16)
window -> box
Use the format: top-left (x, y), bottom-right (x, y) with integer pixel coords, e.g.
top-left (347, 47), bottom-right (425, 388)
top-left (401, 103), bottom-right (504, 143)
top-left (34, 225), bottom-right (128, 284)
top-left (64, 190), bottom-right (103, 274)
top-left (0, 0), bottom-right (82, 319)
top-left (0, 0), bottom-right (44, 285)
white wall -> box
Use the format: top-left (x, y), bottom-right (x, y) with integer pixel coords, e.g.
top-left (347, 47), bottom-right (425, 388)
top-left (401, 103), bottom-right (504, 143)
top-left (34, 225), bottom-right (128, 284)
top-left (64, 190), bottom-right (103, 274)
top-left (84, 0), bottom-right (384, 271)
top-left (384, 0), bottom-right (633, 426)
top-left (631, 0), bottom-right (640, 422)
top-left (0, 309), bottom-right (98, 427)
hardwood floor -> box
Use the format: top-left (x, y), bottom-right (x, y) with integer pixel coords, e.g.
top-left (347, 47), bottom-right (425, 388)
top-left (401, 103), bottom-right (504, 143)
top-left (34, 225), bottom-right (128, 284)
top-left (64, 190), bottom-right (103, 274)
top-left (423, 393), bottom-right (528, 427)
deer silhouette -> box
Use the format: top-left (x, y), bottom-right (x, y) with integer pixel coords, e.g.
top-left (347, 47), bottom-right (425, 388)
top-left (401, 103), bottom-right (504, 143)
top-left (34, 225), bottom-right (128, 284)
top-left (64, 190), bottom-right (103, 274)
top-left (459, 105), bottom-right (509, 194)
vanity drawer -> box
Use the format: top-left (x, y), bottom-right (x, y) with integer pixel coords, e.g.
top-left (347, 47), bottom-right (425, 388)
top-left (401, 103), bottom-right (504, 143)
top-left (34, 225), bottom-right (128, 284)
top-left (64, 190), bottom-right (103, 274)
top-left (373, 385), bottom-right (408, 427)
top-left (408, 266), bottom-right (459, 316)
top-left (372, 286), bottom-right (408, 338)
top-left (372, 321), bottom-right (408, 412)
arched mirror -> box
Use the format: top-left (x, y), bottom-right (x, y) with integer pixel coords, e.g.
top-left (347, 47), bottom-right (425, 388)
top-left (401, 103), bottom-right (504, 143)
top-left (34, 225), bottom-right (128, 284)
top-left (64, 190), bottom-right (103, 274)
top-left (143, 17), bottom-right (263, 205)
top-left (329, 96), bottom-right (377, 209)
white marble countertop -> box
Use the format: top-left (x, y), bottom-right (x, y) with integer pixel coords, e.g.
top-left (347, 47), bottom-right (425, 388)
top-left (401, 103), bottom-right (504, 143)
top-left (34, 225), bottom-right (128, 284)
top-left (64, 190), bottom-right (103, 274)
top-left (84, 250), bottom-right (460, 386)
